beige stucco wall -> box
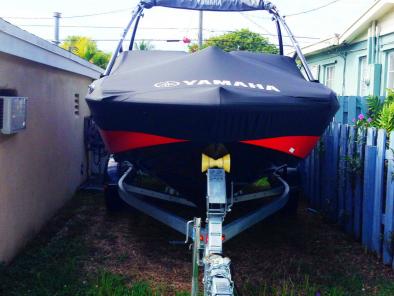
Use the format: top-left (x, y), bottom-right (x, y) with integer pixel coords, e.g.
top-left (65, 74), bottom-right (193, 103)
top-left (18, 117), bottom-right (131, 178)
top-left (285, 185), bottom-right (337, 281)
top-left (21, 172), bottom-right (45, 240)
top-left (0, 52), bottom-right (93, 262)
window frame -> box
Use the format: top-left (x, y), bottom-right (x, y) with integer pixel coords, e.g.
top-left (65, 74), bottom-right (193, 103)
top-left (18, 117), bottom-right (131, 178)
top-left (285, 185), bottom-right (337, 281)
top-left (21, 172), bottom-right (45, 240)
top-left (324, 63), bottom-right (336, 90)
top-left (387, 51), bottom-right (394, 91)
top-left (310, 64), bottom-right (320, 81)
top-left (358, 56), bottom-right (369, 97)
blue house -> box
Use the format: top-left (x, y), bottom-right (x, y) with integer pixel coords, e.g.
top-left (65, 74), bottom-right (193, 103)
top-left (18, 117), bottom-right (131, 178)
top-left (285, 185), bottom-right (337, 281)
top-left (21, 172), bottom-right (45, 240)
top-left (304, 0), bottom-right (394, 99)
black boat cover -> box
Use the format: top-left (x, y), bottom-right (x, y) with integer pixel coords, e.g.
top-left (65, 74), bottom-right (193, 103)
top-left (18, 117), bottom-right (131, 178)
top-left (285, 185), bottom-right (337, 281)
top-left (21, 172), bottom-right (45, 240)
top-left (88, 47), bottom-right (339, 143)
top-left (141, 0), bottom-right (267, 11)
top-left (91, 47), bottom-right (337, 108)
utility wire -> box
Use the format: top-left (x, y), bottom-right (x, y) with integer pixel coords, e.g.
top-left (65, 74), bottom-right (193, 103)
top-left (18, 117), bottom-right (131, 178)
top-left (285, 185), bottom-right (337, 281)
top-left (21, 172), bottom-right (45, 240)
top-left (1, 0), bottom-right (342, 21)
top-left (62, 8), bottom-right (133, 19)
top-left (17, 24), bottom-right (202, 30)
top-left (64, 38), bottom-right (299, 47)
top-left (0, 16), bottom-right (52, 20)
top-left (15, 24), bottom-right (320, 40)
top-left (0, 7), bottom-right (133, 20)
top-left (239, 12), bottom-right (273, 35)
top-left (285, 0), bottom-right (342, 17)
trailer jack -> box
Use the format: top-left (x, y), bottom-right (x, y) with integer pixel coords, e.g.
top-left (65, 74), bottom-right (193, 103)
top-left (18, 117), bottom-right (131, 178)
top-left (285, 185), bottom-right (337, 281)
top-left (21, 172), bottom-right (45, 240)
top-left (190, 169), bottom-right (234, 296)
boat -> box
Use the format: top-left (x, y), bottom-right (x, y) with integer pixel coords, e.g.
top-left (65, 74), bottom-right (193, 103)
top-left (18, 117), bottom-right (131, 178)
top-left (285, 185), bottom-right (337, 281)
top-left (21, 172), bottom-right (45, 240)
top-left (86, 1), bottom-right (338, 207)
top-left (86, 1), bottom-right (339, 294)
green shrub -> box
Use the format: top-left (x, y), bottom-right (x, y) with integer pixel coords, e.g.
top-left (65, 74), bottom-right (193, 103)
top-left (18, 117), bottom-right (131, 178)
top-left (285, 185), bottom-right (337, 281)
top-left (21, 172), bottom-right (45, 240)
top-left (359, 89), bottom-right (394, 131)
top-left (377, 101), bottom-right (394, 132)
top-left (366, 95), bottom-right (384, 124)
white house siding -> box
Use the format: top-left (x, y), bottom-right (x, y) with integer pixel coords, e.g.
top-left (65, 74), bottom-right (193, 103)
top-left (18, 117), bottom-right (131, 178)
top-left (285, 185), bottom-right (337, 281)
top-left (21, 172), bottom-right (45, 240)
top-left (377, 8), bottom-right (394, 37)
top-left (305, 1), bottom-right (394, 98)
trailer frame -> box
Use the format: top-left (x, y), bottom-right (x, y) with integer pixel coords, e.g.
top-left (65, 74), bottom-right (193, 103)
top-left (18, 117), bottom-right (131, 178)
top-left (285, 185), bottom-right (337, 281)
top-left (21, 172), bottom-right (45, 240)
top-left (106, 157), bottom-right (291, 296)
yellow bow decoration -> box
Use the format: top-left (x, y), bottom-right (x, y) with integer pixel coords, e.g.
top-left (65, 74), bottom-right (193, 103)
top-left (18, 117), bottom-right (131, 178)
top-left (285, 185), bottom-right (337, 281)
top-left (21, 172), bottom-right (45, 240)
top-left (201, 154), bottom-right (231, 173)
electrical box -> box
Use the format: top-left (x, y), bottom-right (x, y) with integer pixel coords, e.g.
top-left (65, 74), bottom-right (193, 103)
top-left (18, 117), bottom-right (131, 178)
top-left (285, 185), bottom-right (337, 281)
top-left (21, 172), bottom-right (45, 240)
top-left (0, 97), bottom-right (27, 134)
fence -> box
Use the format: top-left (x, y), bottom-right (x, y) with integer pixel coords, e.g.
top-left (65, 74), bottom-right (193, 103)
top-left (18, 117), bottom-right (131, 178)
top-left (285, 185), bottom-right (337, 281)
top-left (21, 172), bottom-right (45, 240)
top-left (301, 122), bottom-right (394, 267)
top-left (334, 96), bottom-right (385, 124)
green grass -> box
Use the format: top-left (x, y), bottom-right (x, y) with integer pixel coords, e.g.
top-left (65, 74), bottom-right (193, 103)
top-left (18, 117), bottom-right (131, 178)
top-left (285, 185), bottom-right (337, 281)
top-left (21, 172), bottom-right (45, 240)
top-left (1, 192), bottom-right (394, 295)
top-left (0, 232), bottom-right (393, 296)
top-left (0, 238), bottom-right (88, 295)
top-left (0, 193), bottom-right (190, 296)
top-left (0, 210), bottom-right (90, 295)
top-left (87, 272), bottom-right (190, 296)
top-left (239, 277), bottom-right (338, 296)
top-left (234, 269), bottom-right (394, 296)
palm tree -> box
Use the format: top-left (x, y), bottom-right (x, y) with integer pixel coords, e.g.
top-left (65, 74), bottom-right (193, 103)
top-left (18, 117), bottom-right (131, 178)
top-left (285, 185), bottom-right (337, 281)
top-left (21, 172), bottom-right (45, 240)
top-left (61, 36), bottom-right (97, 60)
top-left (60, 36), bottom-right (111, 69)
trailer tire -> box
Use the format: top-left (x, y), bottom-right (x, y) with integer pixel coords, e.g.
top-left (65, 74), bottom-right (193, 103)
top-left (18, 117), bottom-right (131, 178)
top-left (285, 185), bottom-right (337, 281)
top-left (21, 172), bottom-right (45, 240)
top-left (281, 189), bottom-right (300, 217)
top-left (104, 184), bottom-right (127, 212)
top-left (280, 167), bottom-right (300, 217)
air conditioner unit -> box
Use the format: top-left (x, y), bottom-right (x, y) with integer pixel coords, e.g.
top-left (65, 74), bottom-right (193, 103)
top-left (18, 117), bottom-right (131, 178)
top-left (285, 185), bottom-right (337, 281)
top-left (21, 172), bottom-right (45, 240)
top-left (0, 96), bottom-right (27, 134)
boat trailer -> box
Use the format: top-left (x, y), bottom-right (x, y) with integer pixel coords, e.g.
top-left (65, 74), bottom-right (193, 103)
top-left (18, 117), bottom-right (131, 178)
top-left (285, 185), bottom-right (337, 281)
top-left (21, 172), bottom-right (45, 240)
top-left (109, 156), bottom-right (291, 296)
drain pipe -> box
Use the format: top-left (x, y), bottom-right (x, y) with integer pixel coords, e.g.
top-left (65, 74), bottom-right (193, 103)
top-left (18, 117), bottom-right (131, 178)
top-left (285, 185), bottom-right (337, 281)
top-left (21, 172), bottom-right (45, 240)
top-left (340, 51), bottom-right (348, 96)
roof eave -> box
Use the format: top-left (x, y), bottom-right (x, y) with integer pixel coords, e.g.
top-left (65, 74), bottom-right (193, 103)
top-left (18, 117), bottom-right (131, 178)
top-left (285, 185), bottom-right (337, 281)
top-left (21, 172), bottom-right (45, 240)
top-left (339, 0), bottom-right (394, 44)
top-left (302, 37), bottom-right (340, 57)
top-left (302, 0), bottom-right (394, 57)
top-left (0, 18), bottom-right (104, 79)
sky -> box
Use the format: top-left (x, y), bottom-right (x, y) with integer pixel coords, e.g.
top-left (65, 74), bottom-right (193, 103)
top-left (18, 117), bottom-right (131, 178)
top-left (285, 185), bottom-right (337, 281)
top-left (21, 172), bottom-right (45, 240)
top-left (1, 0), bottom-right (375, 54)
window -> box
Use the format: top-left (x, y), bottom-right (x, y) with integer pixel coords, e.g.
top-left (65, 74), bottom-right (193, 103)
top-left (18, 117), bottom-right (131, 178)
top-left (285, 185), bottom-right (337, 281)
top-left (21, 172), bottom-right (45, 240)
top-left (310, 65), bottom-right (320, 81)
top-left (324, 64), bottom-right (335, 89)
top-left (358, 56), bottom-right (369, 96)
top-left (388, 52), bottom-right (394, 90)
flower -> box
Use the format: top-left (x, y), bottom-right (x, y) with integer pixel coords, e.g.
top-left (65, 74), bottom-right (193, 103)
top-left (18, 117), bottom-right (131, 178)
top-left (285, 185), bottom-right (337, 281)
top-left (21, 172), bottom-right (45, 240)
top-left (183, 37), bottom-right (191, 44)
top-left (358, 114), bottom-right (365, 121)
top-left (367, 117), bottom-right (373, 123)
top-left (352, 118), bottom-right (356, 123)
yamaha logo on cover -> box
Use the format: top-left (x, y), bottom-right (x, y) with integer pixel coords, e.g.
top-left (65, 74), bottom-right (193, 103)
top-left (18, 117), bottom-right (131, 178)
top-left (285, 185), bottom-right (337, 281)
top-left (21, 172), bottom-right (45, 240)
top-left (154, 81), bottom-right (180, 88)
top-left (153, 80), bottom-right (280, 92)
